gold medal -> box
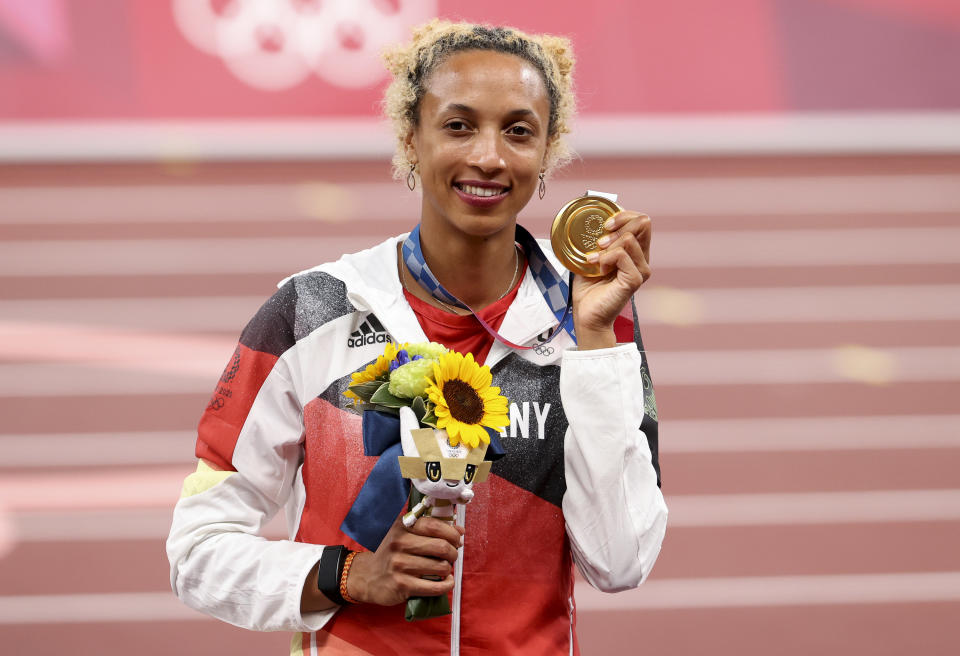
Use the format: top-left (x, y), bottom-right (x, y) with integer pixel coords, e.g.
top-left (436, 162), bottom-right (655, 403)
top-left (550, 194), bottom-right (623, 277)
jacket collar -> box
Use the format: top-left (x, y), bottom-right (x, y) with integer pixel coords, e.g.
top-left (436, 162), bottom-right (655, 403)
top-left (295, 234), bottom-right (564, 368)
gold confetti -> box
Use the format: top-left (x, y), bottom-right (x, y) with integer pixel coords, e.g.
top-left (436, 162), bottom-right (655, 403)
top-left (295, 182), bottom-right (354, 222)
top-left (645, 286), bottom-right (705, 326)
top-left (832, 344), bottom-right (896, 385)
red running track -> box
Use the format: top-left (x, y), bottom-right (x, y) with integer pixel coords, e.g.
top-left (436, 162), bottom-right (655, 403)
top-left (1, 154), bottom-right (959, 655)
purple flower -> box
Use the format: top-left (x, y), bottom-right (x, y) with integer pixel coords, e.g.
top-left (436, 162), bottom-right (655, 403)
top-left (388, 350), bottom-right (423, 372)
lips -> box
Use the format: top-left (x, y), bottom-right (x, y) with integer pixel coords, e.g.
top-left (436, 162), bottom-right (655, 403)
top-left (453, 180), bottom-right (510, 208)
top-left (456, 183), bottom-right (507, 197)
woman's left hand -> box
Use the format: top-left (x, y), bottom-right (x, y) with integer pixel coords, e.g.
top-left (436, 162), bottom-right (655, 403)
top-left (571, 210), bottom-right (652, 350)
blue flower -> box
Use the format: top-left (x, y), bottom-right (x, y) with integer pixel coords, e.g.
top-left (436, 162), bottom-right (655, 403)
top-left (388, 349), bottom-right (422, 372)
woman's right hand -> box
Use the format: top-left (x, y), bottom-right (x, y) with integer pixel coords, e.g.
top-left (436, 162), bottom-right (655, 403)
top-left (346, 514), bottom-right (463, 606)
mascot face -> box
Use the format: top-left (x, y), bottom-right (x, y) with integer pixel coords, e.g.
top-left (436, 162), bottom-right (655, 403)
top-left (399, 424), bottom-right (491, 501)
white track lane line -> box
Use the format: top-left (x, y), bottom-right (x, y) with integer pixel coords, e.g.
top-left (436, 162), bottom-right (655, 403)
top-left (10, 508), bottom-right (287, 543)
top-left (666, 489), bottom-right (960, 527)
top-left (5, 227), bottom-right (960, 276)
top-left (0, 320), bottom-right (236, 376)
top-left (3, 487), bottom-right (959, 543)
top-left (0, 298), bottom-right (263, 332)
top-left (662, 415), bottom-right (960, 452)
top-left (0, 592), bottom-right (208, 624)
top-left (654, 227), bottom-right (960, 267)
top-left (1, 571), bottom-right (958, 624)
top-left (2, 345), bottom-right (958, 397)
top-left (637, 284), bottom-right (960, 324)
top-left (0, 466), bottom-right (192, 512)
top-left (0, 181), bottom-right (416, 224)
top-left (574, 571), bottom-right (960, 611)
top-left (0, 237), bottom-right (374, 276)
top-left (1, 173), bottom-right (958, 223)
top-left (647, 345), bottom-right (960, 385)
top-left (1, 431), bottom-right (196, 467)
top-left (4, 113), bottom-right (960, 161)
top-left (5, 414), bottom-right (956, 469)
top-left (4, 285), bottom-right (959, 336)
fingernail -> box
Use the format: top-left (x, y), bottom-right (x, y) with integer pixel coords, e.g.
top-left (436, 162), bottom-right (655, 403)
top-left (597, 235), bottom-right (611, 248)
top-left (603, 217), bottom-right (616, 230)
top-left (586, 252), bottom-right (599, 262)
top-left (460, 535), bottom-right (464, 547)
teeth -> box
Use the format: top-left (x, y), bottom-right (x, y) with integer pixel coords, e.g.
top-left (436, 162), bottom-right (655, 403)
top-left (459, 184), bottom-right (504, 197)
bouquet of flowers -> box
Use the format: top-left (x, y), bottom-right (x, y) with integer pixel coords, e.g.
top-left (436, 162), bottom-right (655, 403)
top-left (344, 341), bottom-right (508, 449)
top-left (344, 342), bottom-right (509, 620)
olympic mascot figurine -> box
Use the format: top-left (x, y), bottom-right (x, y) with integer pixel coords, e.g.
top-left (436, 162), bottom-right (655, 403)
top-left (397, 405), bottom-right (491, 526)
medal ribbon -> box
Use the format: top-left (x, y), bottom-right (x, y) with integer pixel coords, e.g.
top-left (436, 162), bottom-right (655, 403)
top-left (402, 223), bottom-right (575, 350)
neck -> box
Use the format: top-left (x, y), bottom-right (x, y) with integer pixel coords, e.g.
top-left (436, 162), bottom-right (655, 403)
top-left (416, 218), bottom-right (520, 310)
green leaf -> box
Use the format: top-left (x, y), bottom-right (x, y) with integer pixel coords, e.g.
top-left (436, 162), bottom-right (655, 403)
top-left (405, 594), bottom-right (450, 622)
top-left (369, 383), bottom-right (410, 409)
top-left (411, 395), bottom-right (427, 423)
top-left (347, 380), bottom-right (384, 402)
top-left (420, 409), bottom-right (438, 428)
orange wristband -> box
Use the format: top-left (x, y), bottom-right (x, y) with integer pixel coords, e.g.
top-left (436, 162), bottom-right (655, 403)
top-left (339, 551), bottom-right (359, 604)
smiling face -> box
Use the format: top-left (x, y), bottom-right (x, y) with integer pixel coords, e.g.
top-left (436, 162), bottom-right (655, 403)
top-left (406, 49), bottom-right (551, 240)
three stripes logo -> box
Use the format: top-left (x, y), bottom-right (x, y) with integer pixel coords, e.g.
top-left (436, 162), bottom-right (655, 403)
top-left (348, 314), bottom-right (392, 348)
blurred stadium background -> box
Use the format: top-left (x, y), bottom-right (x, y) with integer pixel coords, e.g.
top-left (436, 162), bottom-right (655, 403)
top-left (1, 1), bottom-right (959, 654)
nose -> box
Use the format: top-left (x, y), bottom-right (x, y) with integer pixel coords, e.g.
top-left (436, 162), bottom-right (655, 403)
top-left (467, 128), bottom-right (505, 173)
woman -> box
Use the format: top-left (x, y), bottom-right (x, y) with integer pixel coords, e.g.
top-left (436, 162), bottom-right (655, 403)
top-left (168, 19), bottom-right (666, 655)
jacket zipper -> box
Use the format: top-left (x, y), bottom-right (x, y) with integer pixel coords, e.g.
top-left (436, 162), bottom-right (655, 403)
top-left (451, 503), bottom-right (466, 655)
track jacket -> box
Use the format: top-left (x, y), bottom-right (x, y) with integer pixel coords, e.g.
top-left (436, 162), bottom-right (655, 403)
top-left (167, 234), bottom-right (668, 655)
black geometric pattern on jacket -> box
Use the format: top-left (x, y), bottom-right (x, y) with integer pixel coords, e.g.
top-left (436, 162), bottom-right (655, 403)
top-left (487, 354), bottom-right (567, 508)
top-left (239, 272), bottom-right (356, 358)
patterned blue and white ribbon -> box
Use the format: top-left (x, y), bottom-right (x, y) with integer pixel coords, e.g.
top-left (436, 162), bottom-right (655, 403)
top-left (401, 223), bottom-right (575, 349)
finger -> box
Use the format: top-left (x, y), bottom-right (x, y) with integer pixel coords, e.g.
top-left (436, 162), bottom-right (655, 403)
top-left (395, 553), bottom-right (454, 579)
top-left (395, 532), bottom-right (460, 563)
top-left (594, 239), bottom-right (646, 288)
top-left (400, 573), bottom-right (455, 599)
top-left (600, 212), bottom-right (651, 263)
top-left (408, 516), bottom-right (463, 548)
top-left (620, 231), bottom-right (652, 282)
top-left (601, 211), bottom-right (646, 236)
top-left (594, 230), bottom-right (648, 275)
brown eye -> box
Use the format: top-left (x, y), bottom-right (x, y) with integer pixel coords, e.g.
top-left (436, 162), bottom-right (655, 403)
top-left (464, 464), bottom-right (477, 484)
top-left (425, 462), bottom-right (441, 482)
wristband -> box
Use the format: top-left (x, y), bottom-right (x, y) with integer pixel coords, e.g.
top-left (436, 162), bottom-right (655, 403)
top-left (316, 545), bottom-right (349, 605)
top-left (339, 551), bottom-right (359, 604)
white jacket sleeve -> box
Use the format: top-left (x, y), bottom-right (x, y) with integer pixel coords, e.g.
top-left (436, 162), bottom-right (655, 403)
top-left (560, 343), bottom-right (668, 591)
top-left (166, 357), bottom-right (337, 632)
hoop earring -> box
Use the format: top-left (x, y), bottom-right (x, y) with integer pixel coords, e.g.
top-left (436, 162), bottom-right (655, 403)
top-left (406, 165), bottom-right (416, 191)
top-left (538, 173), bottom-right (546, 200)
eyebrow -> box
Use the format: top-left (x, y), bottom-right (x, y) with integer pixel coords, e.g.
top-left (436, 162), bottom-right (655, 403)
top-left (442, 103), bottom-right (538, 120)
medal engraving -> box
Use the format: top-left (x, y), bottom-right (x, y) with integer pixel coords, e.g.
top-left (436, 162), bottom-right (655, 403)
top-left (579, 213), bottom-right (605, 251)
top-left (550, 195), bottom-right (623, 277)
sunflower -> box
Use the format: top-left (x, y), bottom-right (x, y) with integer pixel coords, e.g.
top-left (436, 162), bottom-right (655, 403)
top-left (426, 351), bottom-right (509, 449)
top-left (343, 341), bottom-right (406, 404)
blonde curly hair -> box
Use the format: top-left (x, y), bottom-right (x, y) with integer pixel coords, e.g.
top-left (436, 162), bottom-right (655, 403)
top-left (382, 19), bottom-right (576, 181)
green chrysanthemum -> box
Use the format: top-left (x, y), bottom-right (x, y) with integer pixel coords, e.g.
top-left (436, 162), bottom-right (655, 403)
top-left (405, 342), bottom-right (448, 360)
top-left (388, 357), bottom-right (437, 398)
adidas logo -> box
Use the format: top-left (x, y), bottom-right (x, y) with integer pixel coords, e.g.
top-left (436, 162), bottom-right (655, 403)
top-left (348, 314), bottom-right (392, 348)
